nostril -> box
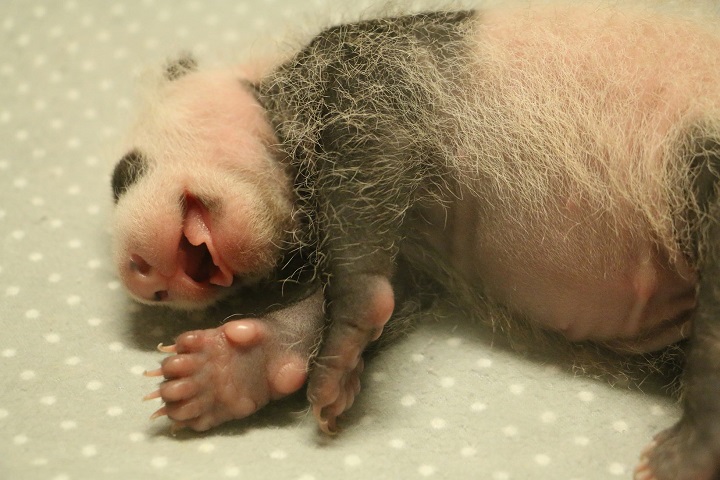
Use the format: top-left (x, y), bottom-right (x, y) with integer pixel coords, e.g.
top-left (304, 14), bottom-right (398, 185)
top-left (129, 254), bottom-right (152, 276)
top-left (153, 290), bottom-right (169, 302)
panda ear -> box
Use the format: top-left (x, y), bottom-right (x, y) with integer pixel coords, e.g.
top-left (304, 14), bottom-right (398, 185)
top-left (164, 53), bottom-right (198, 81)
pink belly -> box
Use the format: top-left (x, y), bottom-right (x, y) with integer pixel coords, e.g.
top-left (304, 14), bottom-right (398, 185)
top-left (424, 198), bottom-right (699, 354)
top-left (475, 246), bottom-right (698, 352)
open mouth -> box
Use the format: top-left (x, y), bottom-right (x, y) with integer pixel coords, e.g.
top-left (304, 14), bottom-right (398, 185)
top-left (179, 235), bottom-right (216, 283)
top-left (179, 194), bottom-right (234, 287)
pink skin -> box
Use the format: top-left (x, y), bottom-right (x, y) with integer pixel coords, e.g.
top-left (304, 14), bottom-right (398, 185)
top-left (142, 281), bottom-right (393, 434)
top-left (144, 288), bottom-right (327, 432)
top-left (144, 320), bottom-right (306, 431)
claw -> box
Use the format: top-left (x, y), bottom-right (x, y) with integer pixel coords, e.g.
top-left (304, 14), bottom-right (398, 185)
top-left (150, 406), bottom-right (168, 420)
top-left (143, 390), bottom-right (161, 401)
top-left (157, 343), bottom-right (177, 353)
top-left (143, 368), bottom-right (164, 378)
top-left (314, 405), bottom-right (339, 435)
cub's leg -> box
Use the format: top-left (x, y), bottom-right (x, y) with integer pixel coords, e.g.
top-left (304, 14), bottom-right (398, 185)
top-left (635, 135), bottom-right (720, 480)
top-left (145, 287), bottom-right (325, 432)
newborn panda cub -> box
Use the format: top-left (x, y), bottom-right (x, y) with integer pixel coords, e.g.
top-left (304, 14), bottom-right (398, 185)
top-left (111, 4), bottom-right (720, 479)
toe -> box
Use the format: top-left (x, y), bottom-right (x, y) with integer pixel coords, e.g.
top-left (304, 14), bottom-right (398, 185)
top-left (161, 355), bottom-right (199, 378)
top-left (222, 320), bottom-right (265, 347)
top-left (160, 378), bottom-right (200, 402)
top-left (174, 331), bottom-right (206, 353)
top-left (166, 398), bottom-right (207, 422)
top-left (270, 356), bottom-right (308, 397)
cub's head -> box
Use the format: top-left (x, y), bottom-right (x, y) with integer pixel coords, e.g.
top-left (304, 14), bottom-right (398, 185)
top-left (111, 56), bottom-right (294, 309)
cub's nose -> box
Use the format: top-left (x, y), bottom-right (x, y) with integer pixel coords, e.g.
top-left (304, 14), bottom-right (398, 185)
top-left (125, 254), bottom-right (169, 302)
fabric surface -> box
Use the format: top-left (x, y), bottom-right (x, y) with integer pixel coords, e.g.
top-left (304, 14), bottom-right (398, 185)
top-left (1, 1), bottom-right (680, 479)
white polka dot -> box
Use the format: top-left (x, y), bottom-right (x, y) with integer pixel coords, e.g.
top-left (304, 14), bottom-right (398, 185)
top-left (44, 333), bottom-right (60, 343)
top-left (534, 454), bottom-right (551, 466)
top-left (440, 377), bottom-right (455, 388)
top-left (65, 357), bottom-right (81, 366)
top-left (31, 458), bottom-right (48, 466)
top-left (613, 420), bottom-right (629, 433)
top-left (509, 384), bottom-right (524, 395)
top-left (502, 425), bottom-right (518, 437)
top-left (389, 438), bottom-right (405, 449)
top-left (609, 463), bottom-right (626, 475)
top-left (540, 411), bottom-right (557, 423)
top-left (198, 442), bottom-right (215, 453)
top-left (129, 432), bottom-right (145, 442)
top-left (49, 273), bottom-right (61, 283)
top-left (82, 445), bottom-right (97, 457)
top-left (0, 408), bottom-right (8, 419)
top-left (107, 281), bottom-right (120, 290)
top-left (13, 176), bottom-right (28, 187)
top-left (270, 449), bottom-right (287, 459)
top-left (11, 230), bottom-right (25, 240)
top-left (5, 286), bottom-right (19, 296)
top-left (470, 402), bottom-right (487, 412)
top-left (61, 420), bottom-right (77, 430)
top-left (50, 219), bottom-right (63, 228)
top-left (88, 318), bottom-right (103, 326)
top-left (40, 396), bottom-right (56, 406)
top-left (2, 348), bottom-right (16, 358)
top-left (476, 358), bottom-right (492, 368)
top-left (400, 395), bottom-right (416, 407)
top-left (20, 370), bottom-right (36, 380)
top-left (109, 342), bottom-right (124, 352)
top-left (344, 454), bottom-right (361, 467)
top-left (418, 465), bottom-right (436, 476)
top-left (107, 406), bottom-right (123, 417)
top-left (371, 371), bottom-right (387, 382)
top-left (430, 418), bottom-right (446, 429)
top-left (86, 381), bottom-right (102, 391)
top-left (460, 446), bottom-right (477, 457)
top-left (574, 436), bottom-right (590, 446)
top-left (297, 475), bottom-right (316, 480)
top-left (411, 353), bottom-right (424, 362)
top-left (151, 457), bottom-right (168, 468)
top-left (492, 472), bottom-right (510, 480)
top-left (130, 365), bottom-right (146, 375)
top-left (578, 391), bottom-right (595, 402)
top-left (13, 434), bottom-right (29, 445)
top-left (29, 252), bottom-right (43, 262)
top-left (224, 466), bottom-right (240, 477)
top-left (25, 309), bottom-right (40, 319)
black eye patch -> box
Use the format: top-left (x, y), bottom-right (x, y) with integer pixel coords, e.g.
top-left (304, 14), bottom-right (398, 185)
top-left (111, 150), bottom-right (148, 203)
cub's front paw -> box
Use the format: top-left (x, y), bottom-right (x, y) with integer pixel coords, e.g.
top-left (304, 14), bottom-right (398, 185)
top-left (634, 420), bottom-right (719, 480)
top-left (307, 355), bottom-right (364, 434)
top-left (144, 319), bottom-right (308, 432)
